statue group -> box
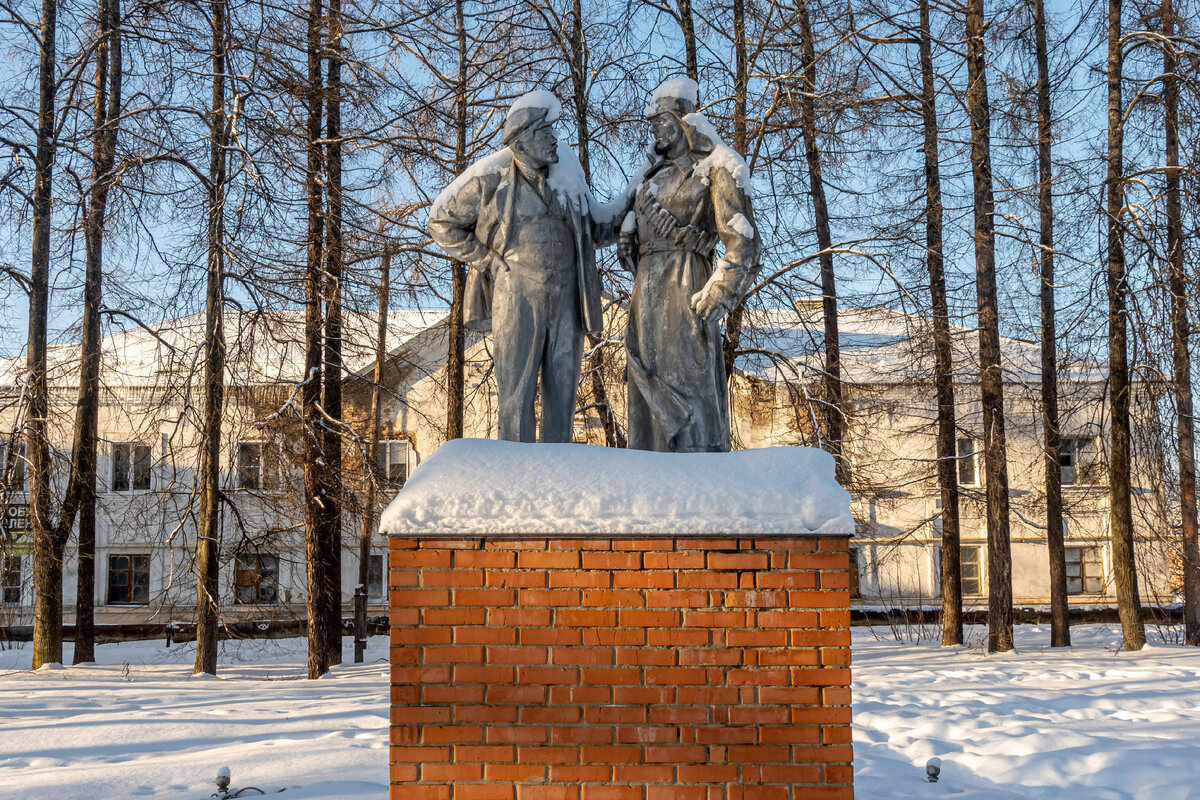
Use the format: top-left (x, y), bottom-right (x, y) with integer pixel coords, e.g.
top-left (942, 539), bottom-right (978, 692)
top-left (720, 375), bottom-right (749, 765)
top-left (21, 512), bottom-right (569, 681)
top-left (429, 77), bottom-right (761, 453)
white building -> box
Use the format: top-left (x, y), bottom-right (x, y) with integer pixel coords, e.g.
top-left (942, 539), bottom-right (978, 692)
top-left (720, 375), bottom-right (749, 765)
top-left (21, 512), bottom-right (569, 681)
top-left (0, 303), bottom-right (1176, 631)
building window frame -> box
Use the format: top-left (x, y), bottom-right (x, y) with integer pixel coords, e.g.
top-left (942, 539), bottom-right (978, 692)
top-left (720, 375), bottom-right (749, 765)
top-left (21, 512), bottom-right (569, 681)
top-left (234, 553), bottom-right (280, 605)
top-left (961, 544), bottom-right (984, 596)
top-left (367, 552), bottom-right (385, 600)
top-left (957, 437), bottom-right (980, 487)
top-left (1, 553), bottom-right (21, 605)
top-left (0, 442), bottom-right (27, 492)
top-left (106, 553), bottom-right (151, 605)
top-left (375, 439), bottom-right (410, 490)
top-left (110, 442), bottom-right (153, 493)
top-left (1061, 436), bottom-right (1102, 486)
top-left (1065, 545), bottom-right (1105, 595)
top-left (235, 440), bottom-right (282, 492)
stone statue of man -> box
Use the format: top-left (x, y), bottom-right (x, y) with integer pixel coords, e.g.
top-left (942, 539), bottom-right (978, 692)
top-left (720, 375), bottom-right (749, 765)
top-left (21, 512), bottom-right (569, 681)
top-left (616, 77), bottom-right (761, 453)
top-left (428, 91), bottom-right (605, 443)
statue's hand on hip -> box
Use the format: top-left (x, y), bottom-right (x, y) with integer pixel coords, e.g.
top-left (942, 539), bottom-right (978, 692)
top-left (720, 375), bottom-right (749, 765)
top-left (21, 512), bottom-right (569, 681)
top-left (690, 261), bottom-right (743, 324)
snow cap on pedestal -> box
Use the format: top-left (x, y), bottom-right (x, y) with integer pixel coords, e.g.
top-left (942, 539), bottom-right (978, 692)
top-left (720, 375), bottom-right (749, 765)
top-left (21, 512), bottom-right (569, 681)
top-left (645, 76), bottom-right (699, 118)
top-left (503, 89), bottom-right (563, 144)
top-left (380, 439), bottom-right (854, 536)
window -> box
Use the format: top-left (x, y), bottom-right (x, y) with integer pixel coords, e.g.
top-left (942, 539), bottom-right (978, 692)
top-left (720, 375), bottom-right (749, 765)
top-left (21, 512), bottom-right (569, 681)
top-left (376, 440), bottom-right (410, 488)
top-left (367, 552), bottom-right (385, 599)
top-left (957, 437), bottom-right (979, 486)
top-left (107, 554), bottom-right (150, 604)
top-left (111, 443), bottom-right (152, 492)
top-left (1066, 546), bottom-right (1104, 594)
top-left (0, 442), bottom-right (26, 491)
top-left (961, 545), bottom-right (983, 595)
top-left (1061, 437), bottom-right (1101, 485)
top-left (234, 554), bottom-right (279, 604)
top-left (1, 554), bottom-right (20, 605)
top-left (237, 442), bottom-right (280, 491)
top-left (848, 547), bottom-right (861, 599)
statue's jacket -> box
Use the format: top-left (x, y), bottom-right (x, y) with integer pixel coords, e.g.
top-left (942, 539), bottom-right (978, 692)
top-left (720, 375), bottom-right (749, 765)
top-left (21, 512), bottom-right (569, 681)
top-left (428, 149), bottom-right (605, 337)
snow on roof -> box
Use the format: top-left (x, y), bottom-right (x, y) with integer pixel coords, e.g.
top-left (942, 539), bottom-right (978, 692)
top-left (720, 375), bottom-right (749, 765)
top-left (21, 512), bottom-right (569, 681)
top-left (0, 308), bottom-right (440, 391)
top-left (380, 438), bottom-right (853, 536)
top-left (739, 306), bottom-right (1107, 385)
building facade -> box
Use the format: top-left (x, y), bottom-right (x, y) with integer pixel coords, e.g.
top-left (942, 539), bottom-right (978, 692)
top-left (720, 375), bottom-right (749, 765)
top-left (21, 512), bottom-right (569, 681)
top-left (0, 303), bottom-right (1177, 632)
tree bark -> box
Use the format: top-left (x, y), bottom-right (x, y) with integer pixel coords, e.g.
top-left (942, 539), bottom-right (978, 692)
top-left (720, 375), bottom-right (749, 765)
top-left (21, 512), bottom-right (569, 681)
top-left (1163, 0), bottom-right (1200, 645)
top-left (194, 0), bottom-right (227, 677)
top-left (568, 0), bottom-right (623, 448)
top-left (1105, 0), bottom-right (1144, 652)
top-left (73, 0), bottom-right (121, 665)
top-left (677, 0), bottom-right (698, 81)
top-left (323, 0), bottom-right (345, 666)
top-left (29, 0), bottom-right (61, 671)
top-left (964, 0), bottom-right (1013, 652)
top-left (1033, 0), bottom-right (1069, 647)
top-left (796, 2), bottom-right (845, 485)
top-left (304, 0), bottom-right (330, 679)
top-left (918, 0), bottom-right (963, 647)
top-left (722, 0), bottom-right (748, 390)
top-left (359, 250), bottom-right (389, 607)
top-left (445, 0), bottom-right (467, 441)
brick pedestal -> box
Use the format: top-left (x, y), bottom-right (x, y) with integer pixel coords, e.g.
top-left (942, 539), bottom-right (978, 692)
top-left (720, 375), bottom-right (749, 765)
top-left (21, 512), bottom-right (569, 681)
top-left (389, 535), bottom-right (853, 800)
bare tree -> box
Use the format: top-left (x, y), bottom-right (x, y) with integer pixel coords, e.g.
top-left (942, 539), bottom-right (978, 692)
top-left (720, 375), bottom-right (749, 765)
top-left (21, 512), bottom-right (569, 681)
top-left (1162, 0), bottom-right (1200, 645)
top-left (1033, 0), bottom-right (1069, 648)
top-left (195, 0), bottom-right (229, 677)
top-left (1105, 0), bottom-right (1145, 651)
top-left (964, 0), bottom-right (1013, 652)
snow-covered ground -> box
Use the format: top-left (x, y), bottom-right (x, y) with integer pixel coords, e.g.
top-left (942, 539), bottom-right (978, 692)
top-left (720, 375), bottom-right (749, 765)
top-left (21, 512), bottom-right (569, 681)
top-left (1, 625), bottom-right (1197, 800)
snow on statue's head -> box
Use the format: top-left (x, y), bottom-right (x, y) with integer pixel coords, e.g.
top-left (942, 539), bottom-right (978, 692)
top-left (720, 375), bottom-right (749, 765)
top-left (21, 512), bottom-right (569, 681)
top-left (644, 76), bottom-right (699, 120)
top-left (503, 90), bottom-right (563, 145)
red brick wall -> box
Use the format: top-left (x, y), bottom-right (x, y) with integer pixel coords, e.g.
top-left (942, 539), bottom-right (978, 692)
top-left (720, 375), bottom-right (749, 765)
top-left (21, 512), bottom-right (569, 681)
top-left (389, 536), bottom-right (853, 800)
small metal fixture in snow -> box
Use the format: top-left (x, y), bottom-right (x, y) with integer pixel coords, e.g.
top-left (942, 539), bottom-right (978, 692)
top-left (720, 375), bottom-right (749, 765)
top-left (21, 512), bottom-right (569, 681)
top-left (211, 765), bottom-right (268, 797)
top-left (926, 757), bottom-right (942, 783)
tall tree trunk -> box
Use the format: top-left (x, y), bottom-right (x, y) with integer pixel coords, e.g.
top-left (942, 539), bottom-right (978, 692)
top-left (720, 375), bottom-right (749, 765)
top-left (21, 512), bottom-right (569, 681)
top-left (964, 0), bottom-right (1013, 652)
top-left (918, 0), bottom-right (963, 647)
top-left (445, 0), bottom-right (467, 441)
top-left (323, 0), bottom-right (344, 666)
top-left (194, 0), bottom-right (227, 676)
top-left (568, 0), bottom-right (624, 448)
top-left (677, 0), bottom-right (698, 81)
top-left (359, 250), bottom-right (389, 603)
top-left (73, 0), bottom-right (121, 665)
top-left (1105, 0), bottom-right (1145, 651)
top-left (796, 2), bottom-right (845, 484)
top-left (304, 0), bottom-right (330, 679)
top-left (722, 0), bottom-right (748, 391)
top-left (1164, 0), bottom-right (1200, 645)
top-left (1033, 0), bottom-right (1069, 647)
top-left (29, 0), bottom-right (61, 671)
